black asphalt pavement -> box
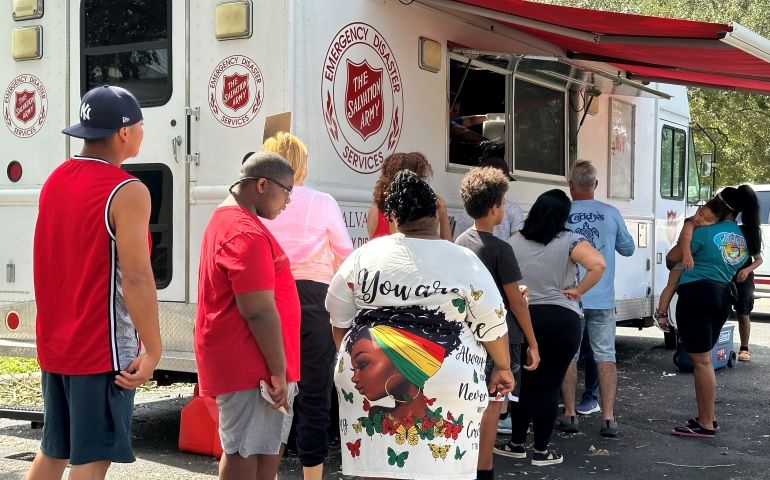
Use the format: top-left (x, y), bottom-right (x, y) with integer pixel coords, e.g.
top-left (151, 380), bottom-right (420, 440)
top-left (1, 319), bottom-right (769, 479)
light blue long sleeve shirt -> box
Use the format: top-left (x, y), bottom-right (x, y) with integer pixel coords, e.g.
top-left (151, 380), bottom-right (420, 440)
top-left (567, 199), bottom-right (635, 309)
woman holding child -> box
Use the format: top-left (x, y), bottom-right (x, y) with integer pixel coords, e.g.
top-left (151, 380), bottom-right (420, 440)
top-left (666, 185), bottom-right (761, 438)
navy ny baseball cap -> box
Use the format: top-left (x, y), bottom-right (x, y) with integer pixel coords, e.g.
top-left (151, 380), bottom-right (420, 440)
top-left (62, 85), bottom-right (143, 140)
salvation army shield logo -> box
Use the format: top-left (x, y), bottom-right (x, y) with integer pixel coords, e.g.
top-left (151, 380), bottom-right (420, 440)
top-left (222, 73), bottom-right (249, 112)
top-left (345, 60), bottom-right (383, 141)
top-left (14, 90), bottom-right (35, 123)
top-left (208, 55), bottom-right (264, 128)
top-left (3, 74), bottom-right (47, 138)
top-left (322, 22), bottom-right (404, 174)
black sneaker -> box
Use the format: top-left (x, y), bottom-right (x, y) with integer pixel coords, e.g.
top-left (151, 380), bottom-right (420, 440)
top-left (556, 415), bottom-right (579, 433)
top-left (599, 418), bottom-right (619, 437)
top-left (494, 441), bottom-right (526, 459)
top-left (531, 450), bottom-right (563, 466)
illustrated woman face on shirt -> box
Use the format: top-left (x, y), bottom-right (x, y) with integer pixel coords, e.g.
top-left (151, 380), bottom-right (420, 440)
top-left (350, 334), bottom-right (410, 401)
top-left (693, 205), bottom-right (718, 227)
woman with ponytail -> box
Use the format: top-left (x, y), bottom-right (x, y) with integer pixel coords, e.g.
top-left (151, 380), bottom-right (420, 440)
top-left (666, 184), bottom-right (762, 439)
top-left (729, 185), bottom-right (763, 362)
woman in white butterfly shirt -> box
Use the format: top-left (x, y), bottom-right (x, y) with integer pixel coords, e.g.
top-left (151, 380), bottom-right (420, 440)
top-left (326, 170), bottom-right (513, 480)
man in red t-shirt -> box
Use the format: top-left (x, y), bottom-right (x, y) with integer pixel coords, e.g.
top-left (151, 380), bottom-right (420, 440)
top-left (195, 151), bottom-right (300, 480)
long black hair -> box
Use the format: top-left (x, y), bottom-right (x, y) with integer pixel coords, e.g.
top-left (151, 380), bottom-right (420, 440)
top-left (520, 189), bottom-right (571, 245)
top-left (718, 185), bottom-right (762, 256)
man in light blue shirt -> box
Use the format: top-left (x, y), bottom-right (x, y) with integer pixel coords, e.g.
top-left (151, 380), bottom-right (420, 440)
top-left (559, 160), bottom-right (635, 438)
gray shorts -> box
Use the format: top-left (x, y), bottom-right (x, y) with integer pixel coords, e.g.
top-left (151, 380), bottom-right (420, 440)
top-left (216, 383), bottom-right (298, 456)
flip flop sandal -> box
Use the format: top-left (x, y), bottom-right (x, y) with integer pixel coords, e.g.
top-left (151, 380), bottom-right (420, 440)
top-left (738, 350), bottom-right (751, 362)
top-left (687, 418), bottom-right (719, 431)
top-left (671, 424), bottom-right (715, 438)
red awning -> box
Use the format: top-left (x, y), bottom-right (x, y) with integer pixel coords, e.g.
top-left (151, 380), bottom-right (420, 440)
top-left (421, 0), bottom-right (770, 94)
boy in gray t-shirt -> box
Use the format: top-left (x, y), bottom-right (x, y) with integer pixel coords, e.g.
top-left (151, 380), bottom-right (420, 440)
top-left (456, 167), bottom-right (540, 480)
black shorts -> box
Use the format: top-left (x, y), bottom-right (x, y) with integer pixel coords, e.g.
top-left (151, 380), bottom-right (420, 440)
top-left (41, 370), bottom-right (136, 464)
top-left (676, 281), bottom-right (732, 354)
top-left (484, 342), bottom-right (522, 399)
top-left (732, 272), bottom-right (755, 315)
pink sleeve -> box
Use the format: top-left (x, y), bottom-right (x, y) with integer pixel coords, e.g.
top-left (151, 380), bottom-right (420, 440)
top-left (217, 232), bottom-right (275, 294)
top-left (324, 195), bottom-right (354, 259)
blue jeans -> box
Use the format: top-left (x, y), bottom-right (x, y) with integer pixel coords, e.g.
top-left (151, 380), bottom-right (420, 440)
top-left (572, 308), bottom-right (617, 363)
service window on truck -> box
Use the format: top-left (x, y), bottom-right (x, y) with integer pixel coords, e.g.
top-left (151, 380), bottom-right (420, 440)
top-left (447, 51), bottom-right (568, 180)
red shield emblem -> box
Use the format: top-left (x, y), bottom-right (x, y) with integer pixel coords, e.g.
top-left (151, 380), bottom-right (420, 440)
top-left (222, 73), bottom-right (249, 112)
top-left (14, 90), bottom-right (35, 124)
top-left (345, 60), bottom-right (383, 141)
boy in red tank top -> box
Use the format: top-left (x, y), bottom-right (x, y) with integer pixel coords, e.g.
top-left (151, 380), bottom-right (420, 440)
top-left (29, 85), bottom-right (162, 479)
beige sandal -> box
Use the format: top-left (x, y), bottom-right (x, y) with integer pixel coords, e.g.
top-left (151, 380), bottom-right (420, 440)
top-left (738, 350), bottom-right (751, 362)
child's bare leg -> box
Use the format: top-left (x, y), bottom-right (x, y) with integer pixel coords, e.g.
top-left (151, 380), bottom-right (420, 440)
top-left (656, 270), bottom-right (683, 328)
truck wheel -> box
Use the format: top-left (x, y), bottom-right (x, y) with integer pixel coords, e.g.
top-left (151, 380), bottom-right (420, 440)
top-left (727, 351), bottom-right (736, 368)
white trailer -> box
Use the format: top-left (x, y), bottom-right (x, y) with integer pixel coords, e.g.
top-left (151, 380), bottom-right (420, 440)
top-left (3, 0), bottom-right (770, 383)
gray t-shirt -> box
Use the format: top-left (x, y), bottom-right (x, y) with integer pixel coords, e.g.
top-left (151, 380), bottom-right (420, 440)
top-left (508, 230), bottom-right (586, 315)
top-left (456, 228), bottom-right (524, 343)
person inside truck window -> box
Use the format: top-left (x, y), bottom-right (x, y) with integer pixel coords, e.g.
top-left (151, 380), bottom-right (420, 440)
top-left (29, 85), bottom-right (162, 479)
top-left (195, 152), bottom-right (300, 480)
top-left (502, 189), bottom-right (605, 466)
top-left (261, 132), bottom-right (353, 480)
top-left (327, 170), bottom-right (513, 480)
top-left (666, 185), bottom-right (761, 439)
top-left (450, 100), bottom-right (488, 143)
top-left (367, 152), bottom-right (452, 240)
top-left (654, 204), bottom-right (723, 332)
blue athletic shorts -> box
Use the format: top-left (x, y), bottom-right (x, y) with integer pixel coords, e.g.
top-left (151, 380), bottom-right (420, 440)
top-left (40, 370), bottom-right (136, 465)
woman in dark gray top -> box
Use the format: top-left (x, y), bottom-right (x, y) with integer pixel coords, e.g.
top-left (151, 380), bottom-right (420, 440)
top-left (499, 189), bottom-right (604, 466)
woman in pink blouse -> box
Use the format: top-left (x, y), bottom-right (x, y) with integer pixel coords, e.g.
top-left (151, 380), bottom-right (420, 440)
top-left (261, 132), bottom-right (354, 480)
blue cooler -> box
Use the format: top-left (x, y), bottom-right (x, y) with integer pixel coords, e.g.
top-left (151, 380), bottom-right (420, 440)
top-left (673, 324), bottom-right (736, 372)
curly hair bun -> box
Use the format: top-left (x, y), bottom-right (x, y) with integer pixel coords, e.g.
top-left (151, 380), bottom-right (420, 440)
top-left (385, 170), bottom-right (438, 225)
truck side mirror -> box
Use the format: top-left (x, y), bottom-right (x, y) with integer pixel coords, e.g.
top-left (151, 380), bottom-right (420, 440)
top-left (699, 153), bottom-right (713, 177)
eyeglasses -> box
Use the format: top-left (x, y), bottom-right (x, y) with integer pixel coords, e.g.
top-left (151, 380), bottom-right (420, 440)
top-left (228, 176), bottom-right (292, 197)
top-left (264, 177), bottom-right (292, 197)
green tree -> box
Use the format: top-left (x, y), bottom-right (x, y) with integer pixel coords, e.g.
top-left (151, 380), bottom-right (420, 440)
top-left (540, 0), bottom-right (770, 187)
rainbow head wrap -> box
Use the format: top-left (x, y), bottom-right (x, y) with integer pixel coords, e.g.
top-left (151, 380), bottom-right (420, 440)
top-left (369, 324), bottom-right (445, 389)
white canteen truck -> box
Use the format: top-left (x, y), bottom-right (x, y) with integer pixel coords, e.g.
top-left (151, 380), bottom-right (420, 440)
top-left (3, 0), bottom-right (770, 402)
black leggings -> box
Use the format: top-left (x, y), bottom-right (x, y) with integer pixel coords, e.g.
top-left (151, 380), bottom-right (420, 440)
top-left (509, 304), bottom-right (581, 451)
top-left (291, 280), bottom-right (336, 467)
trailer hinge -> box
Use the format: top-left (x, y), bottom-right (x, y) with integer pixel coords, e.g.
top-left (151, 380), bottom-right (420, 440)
top-left (185, 106), bottom-right (200, 121)
top-left (185, 153), bottom-right (200, 166)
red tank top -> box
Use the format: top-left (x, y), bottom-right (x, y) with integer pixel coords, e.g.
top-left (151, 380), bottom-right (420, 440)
top-left (34, 157), bottom-right (143, 375)
top-left (371, 208), bottom-right (391, 239)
